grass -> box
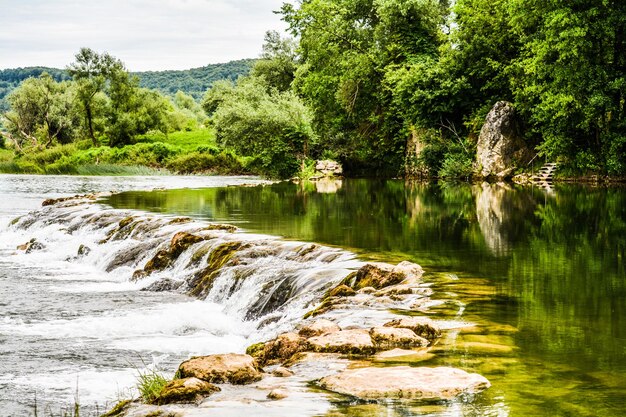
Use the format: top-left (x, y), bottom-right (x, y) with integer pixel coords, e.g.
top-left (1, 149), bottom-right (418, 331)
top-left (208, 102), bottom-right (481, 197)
top-left (135, 368), bottom-right (169, 403)
top-left (0, 128), bottom-right (255, 176)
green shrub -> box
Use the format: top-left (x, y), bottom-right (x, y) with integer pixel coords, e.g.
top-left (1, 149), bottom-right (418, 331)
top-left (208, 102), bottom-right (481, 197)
top-left (439, 152), bottom-right (473, 179)
top-left (45, 160), bottom-right (79, 175)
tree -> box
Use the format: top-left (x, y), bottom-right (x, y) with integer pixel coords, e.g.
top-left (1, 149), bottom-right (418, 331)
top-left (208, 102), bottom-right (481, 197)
top-left (251, 31), bottom-right (299, 92)
top-left (281, 0), bottom-right (446, 175)
top-left (67, 48), bottom-right (125, 145)
top-left (509, 0), bottom-right (626, 173)
top-left (3, 73), bottom-right (79, 149)
top-left (209, 76), bottom-right (316, 178)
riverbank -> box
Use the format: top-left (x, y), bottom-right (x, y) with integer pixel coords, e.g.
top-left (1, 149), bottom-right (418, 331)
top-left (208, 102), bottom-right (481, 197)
top-left (0, 129), bottom-right (256, 177)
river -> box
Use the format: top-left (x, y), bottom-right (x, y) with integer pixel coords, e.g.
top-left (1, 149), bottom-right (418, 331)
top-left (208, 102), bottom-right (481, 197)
top-left (1, 175), bottom-right (625, 416)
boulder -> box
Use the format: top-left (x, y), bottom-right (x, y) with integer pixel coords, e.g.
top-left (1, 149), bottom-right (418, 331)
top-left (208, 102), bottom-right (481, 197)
top-left (299, 319), bottom-right (341, 338)
top-left (272, 367), bottom-right (294, 377)
top-left (256, 332), bottom-right (309, 366)
top-left (308, 329), bottom-right (375, 355)
top-left (383, 316), bottom-right (441, 341)
top-left (152, 377), bottom-right (220, 405)
top-left (77, 244), bottom-right (91, 257)
top-left (369, 327), bottom-right (428, 348)
top-left (17, 238), bottom-right (44, 253)
top-left (327, 284), bottom-right (356, 298)
top-left (314, 160), bottom-right (343, 177)
top-left (476, 101), bottom-right (533, 179)
top-left (343, 261), bottom-right (423, 291)
top-left (267, 389), bottom-right (289, 400)
top-left (176, 354), bottom-right (262, 385)
top-left (318, 366), bottom-right (490, 400)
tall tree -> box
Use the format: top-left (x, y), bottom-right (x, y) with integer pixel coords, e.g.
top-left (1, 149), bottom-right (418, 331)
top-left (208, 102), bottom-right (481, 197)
top-left (509, 0), bottom-right (626, 172)
top-left (281, 0), bottom-right (446, 175)
top-left (67, 48), bottom-right (124, 145)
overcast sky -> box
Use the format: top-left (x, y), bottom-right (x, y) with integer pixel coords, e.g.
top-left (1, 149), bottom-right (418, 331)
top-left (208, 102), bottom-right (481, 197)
top-left (0, 0), bottom-right (288, 71)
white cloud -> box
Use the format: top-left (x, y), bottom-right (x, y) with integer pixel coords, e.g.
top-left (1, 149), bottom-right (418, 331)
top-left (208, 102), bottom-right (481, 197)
top-left (0, 0), bottom-right (288, 71)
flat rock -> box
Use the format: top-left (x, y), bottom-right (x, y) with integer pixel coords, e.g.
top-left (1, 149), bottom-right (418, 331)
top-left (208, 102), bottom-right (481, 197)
top-left (384, 316), bottom-right (441, 341)
top-left (177, 353), bottom-right (262, 385)
top-left (374, 348), bottom-right (435, 362)
top-left (369, 327), bottom-right (428, 348)
top-left (153, 377), bottom-right (220, 405)
top-left (319, 366), bottom-right (490, 400)
top-left (299, 319), bottom-right (341, 338)
top-left (308, 329), bottom-right (375, 355)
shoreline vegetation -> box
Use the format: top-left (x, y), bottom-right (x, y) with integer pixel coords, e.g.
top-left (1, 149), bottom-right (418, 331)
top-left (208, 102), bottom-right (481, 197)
top-left (1, 1), bottom-right (624, 181)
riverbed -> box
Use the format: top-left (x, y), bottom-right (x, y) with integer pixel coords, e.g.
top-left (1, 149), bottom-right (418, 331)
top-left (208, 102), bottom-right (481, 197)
top-left (1, 175), bottom-right (625, 416)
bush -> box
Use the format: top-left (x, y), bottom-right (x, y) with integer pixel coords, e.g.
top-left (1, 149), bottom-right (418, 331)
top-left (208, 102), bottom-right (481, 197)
top-left (439, 152), bottom-right (473, 179)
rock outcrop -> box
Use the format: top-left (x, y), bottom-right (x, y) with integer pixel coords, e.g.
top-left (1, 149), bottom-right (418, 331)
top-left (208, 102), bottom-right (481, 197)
top-left (476, 101), bottom-right (533, 179)
top-left (176, 354), bottom-right (262, 385)
top-left (318, 366), bottom-right (491, 400)
top-left (152, 377), bottom-right (220, 405)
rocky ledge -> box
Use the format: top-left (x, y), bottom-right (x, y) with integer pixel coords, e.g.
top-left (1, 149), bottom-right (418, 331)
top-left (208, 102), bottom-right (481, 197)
top-left (103, 260), bottom-right (491, 416)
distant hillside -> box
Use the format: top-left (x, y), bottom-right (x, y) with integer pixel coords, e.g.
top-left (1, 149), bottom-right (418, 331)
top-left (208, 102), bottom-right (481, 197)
top-left (0, 59), bottom-right (255, 112)
top-left (136, 59), bottom-right (255, 100)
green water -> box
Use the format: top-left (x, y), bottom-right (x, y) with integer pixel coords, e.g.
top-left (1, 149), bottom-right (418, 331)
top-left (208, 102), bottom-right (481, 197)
top-left (104, 180), bottom-right (626, 416)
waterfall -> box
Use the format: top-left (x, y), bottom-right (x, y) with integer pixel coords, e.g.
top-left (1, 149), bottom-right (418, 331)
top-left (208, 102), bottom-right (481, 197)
top-left (9, 196), bottom-right (361, 339)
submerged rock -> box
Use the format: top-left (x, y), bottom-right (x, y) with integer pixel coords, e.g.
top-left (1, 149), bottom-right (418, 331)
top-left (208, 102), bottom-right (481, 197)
top-left (177, 354), bottom-right (263, 385)
top-left (272, 367), bottom-right (294, 378)
top-left (383, 316), bottom-right (442, 342)
top-left (267, 389), bottom-right (289, 400)
top-left (17, 238), bottom-right (45, 253)
top-left (318, 366), bottom-right (490, 400)
top-left (141, 278), bottom-right (183, 292)
top-left (187, 241), bottom-right (249, 297)
top-left (476, 101), bottom-right (533, 179)
top-left (308, 329), bottom-right (375, 355)
top-left (152, 377), bottom-right (220, 405)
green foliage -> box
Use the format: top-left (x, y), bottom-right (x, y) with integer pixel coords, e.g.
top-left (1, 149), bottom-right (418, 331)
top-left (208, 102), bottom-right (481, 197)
top-left (135, 368), bottom-right (168, 403)
top-left (208, 76), bottom-right (316, 179)
top-left (439, 152), bottom-right (474, 179)
top-left (282, 0), bottom-right (446, 176)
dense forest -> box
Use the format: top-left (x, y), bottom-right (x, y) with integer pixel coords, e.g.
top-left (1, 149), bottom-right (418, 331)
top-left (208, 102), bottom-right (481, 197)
top-left (1, 0), bottom-right (625, 179)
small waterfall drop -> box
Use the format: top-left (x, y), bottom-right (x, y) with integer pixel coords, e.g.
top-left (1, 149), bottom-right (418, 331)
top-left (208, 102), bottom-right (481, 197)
top-left (8, 196), bottom-right (362, 340)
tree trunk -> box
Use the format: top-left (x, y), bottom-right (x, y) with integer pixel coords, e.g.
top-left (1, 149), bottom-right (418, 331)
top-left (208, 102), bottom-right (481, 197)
top-left (86, 105), bottom-right (97, 146)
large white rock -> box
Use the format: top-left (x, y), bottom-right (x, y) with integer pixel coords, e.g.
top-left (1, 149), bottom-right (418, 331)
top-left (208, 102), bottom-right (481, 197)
top-left (476, 101), bottom-right (532, 179)
top-left (319, 366), bottom-right (490, 400)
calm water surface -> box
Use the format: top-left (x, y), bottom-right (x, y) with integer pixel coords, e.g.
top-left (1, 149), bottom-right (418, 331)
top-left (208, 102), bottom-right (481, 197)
top-left (105, 179), bottom-right (626, 416)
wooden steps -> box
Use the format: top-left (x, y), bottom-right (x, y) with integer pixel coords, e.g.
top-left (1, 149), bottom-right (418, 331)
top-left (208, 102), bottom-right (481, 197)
top-left (532, 162), bottom-right (558, 183)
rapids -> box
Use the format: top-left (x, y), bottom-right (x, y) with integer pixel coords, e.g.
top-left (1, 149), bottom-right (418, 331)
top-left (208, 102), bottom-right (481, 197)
top-left (0, 175), bottom-right (360, 416)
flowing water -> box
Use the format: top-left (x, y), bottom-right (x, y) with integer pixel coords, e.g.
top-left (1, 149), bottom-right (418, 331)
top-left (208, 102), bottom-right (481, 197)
top-left (1, 176), bottom-right (625, 416)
